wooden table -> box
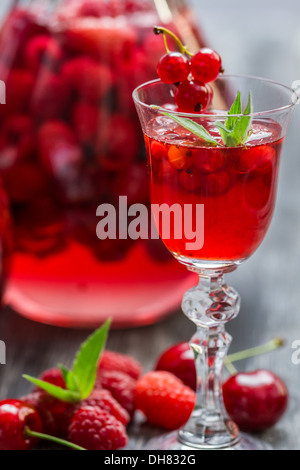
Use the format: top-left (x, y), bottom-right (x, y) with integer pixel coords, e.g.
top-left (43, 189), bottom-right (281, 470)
top-left (0, 0), bottom-right (300, 451)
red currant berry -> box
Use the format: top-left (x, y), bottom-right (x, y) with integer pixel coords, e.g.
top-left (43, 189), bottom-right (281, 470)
top-left (157, 52), bottom-right (190, 85)
top-left (0, 399), bottom-right (42, 450)
top-left (175, 79), bottom-right (211, 113)
top-left (223, 369), bottom-right (288, 432)
top-left (191, 48), bottom-right (222, 83)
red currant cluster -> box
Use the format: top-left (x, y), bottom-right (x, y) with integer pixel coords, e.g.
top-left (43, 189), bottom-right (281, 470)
top-left (154, 27), bottom-right (222, 113)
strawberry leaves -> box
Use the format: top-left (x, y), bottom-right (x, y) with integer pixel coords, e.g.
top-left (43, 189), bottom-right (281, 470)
top-left (23, 318), bottom-right (111, 403)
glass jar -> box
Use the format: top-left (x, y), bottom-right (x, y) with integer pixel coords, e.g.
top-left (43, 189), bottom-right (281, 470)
top-left (0, 0), bottom-right (204, 327)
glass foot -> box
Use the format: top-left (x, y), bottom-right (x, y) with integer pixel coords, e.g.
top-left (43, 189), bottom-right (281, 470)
top-left (144, 431), bottom-right (272, 450)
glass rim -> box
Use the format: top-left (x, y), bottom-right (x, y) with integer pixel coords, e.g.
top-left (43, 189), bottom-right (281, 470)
top-left (132, 74), bottom-right (298, 119)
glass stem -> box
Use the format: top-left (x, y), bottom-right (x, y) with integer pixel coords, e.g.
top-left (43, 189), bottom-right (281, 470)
top-left (179, 272), bottom-right (240, 449)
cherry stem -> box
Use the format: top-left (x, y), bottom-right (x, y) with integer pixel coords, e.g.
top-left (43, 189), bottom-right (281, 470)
top-left (153, 26), bottom-right (193, 57)
top-left (224, 337), bottom-right (284, 375)
top-left (24, 426), bottom-right (86, 451)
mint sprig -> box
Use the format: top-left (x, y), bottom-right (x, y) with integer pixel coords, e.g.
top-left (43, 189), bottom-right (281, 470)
top-left (215, 91), bottom-right (252, 147)
top-left (23, 318), bottom-right (111, 403)
top-left (152, 91), bottom-right (252, 148)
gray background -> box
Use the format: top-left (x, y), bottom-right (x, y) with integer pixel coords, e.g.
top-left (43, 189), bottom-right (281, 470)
top-left (0, 0), bottom-right (300, 450)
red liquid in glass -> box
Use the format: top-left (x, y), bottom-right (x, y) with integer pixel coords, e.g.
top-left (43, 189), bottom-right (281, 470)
top-left (0, 2), bottom-right (204, 326)
top-left (146, 119), bottom-right (283, 262)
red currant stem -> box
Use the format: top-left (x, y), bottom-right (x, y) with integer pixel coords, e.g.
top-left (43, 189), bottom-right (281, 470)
top-left (224, 337), bottom-right (284, 375)
top-left (153, 26), bottom-right (193, 57)
top-left (24, 426), bottom-right (86, 451)
top-left (163, 33), bottom-right (170, 54)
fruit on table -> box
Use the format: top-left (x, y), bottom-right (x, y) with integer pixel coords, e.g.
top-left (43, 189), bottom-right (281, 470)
top-left (0, 399), bottom-right (42, 450)
top-left (134, 371), bottom-right (196, 430)
top-left (223, 369), bottom-right (288, 432)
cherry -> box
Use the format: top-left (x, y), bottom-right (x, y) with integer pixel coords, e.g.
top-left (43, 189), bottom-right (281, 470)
top-left (175, 79), bottom-right (211, 113)
top-left (157, 52), bottom-right (190, 85)
top-left (155, 342), bottom-right (196, 390)
top-left (191, 48), bottom-right (222, 84)
top-left (0, 399), bottom-right (42, 450)
top-left (223, 370), bottom-right (288, 432)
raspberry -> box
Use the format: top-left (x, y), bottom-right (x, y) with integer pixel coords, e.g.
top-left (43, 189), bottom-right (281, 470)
top-left (134, 371), bottom-right (196, 430)
top-left (76, 389), bottom-right (129, 426)
top-left (4, 70), bottom-right (35, 115)
top-left (37, 121), bottom-right (82, 175)
top-left (96, 370), bottom-right (136, 417)
top-left (0, 399), bottom-right (42, 450)
top-left (3, 114), bottom-right (35, 159)
top-left (72, 101), bottom-right (100, 144)
top-left (98, 350), bottom-right (142, 380)
top-left (30, 70), bottom-right (70, 120)
top-left (97, 114), bottom-right (138, 171)
top-left (24, 35), bottom-right (64, 72)
top-left (21, 390), bottom-right (75, 438)
top-left (69, 406), bottom-right (128, 451)
top-left (62, 57), bottom-right (113, 102)
top-left (37, 368), bottom-right (66, 389)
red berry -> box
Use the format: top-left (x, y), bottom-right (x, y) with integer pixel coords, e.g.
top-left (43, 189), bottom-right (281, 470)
top-left (223, 369), bottom-right (288, 432)
top-left (37, 368), bottom-right (66, 389)
top-left (72, 101), bottom-right (101, 145)
top-left (1, 114), bottom-right (35, 163)
top-left (21, 390), bottom-right (75, 438)
top-left (155, 342), bottom-right (196, 390)
top-left (192, 148), bottom-right (225, 173)
top-left (76, 389), bottom-right (130, 426)
top-left (69, 406), bottom-right (128, 450)
top-left (3, 162), bottom-right (49, 204)
top-left (97, 114), bottom-right (138, 171)
top-left (96, 370), bottom-right (136, 417)
top-left (30, 70), bottom-right (70, 120)
top-left (134, 371), bottom-right (196, 430)
top-left (112, 163), bottom-right (149, 205)
top-left (0, 399), bottom-right (42, 450)
top-left (62, 57), bottom-right (113, 102)
top-left (4, 70), bottom-right (35, 115)
top-left (179, 170), bottom-right (201, 192)
top-left (191, 48), bottom-right (222, 83)
top-left (99, 350), bottom-right (142, 380)
top-left (157, 52), bottom-right (190, 85)
top-left (175, 79), bottom-right (211, 113)
top-left (24, 35), bottom-right (64, 72)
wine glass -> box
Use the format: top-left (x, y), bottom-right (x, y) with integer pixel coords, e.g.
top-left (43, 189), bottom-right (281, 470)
top-left (133, 75), bottom-right (299, 450)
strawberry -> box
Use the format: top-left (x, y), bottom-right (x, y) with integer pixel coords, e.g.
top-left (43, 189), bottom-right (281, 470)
top-left (134, 371), bottom-right (196, 430)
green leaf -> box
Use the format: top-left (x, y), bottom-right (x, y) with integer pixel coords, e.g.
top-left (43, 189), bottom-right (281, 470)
top-left (72, 318), bottom-right (111, 399)
top-left (22, 375), bottom-right (81, 403)
top-left (58, 364), bottom-right (79, 393)
top-left (222, 91), bottom-right (253, 147)
top-left (151, 106), bottom-right (221, 147)
top-left (226, 91), bottom-right (241, 130)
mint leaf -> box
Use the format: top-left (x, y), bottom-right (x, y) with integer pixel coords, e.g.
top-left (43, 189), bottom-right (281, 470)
top-left (72, 318), bottom-right (111, 399)
top-left (23, 318), bottom-right (111, 402)
top-left (152, 106), bottom-right (221, 147)
top-left (22, 375), bottom-right (81, 403)
top-left (220, 91), bottom-right (252, 147)
top-left (226, 91), bottom-right (242, 130)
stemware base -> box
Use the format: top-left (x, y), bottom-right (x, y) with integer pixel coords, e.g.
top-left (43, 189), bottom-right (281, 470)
top-left (144, 431), bottom-right (272, 451)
